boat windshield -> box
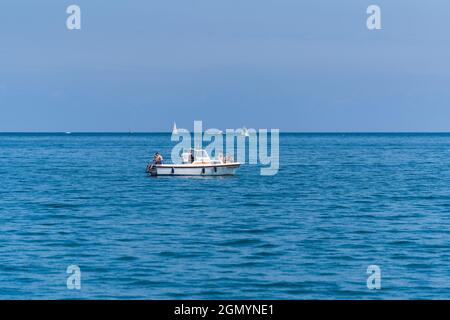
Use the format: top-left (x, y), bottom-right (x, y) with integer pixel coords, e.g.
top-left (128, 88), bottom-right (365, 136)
top-left (194, 150), bottom-right (210, 162)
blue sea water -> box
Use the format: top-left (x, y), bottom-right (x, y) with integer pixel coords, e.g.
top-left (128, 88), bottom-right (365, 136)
top-left (1, 133), bottom-right (450, 299)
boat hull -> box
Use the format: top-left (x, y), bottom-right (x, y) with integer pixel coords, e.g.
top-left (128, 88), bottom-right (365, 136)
top-left (149, 163), bottom-right (240, 176)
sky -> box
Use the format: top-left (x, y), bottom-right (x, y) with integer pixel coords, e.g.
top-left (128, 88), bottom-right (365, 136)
top-left (1, 0), bottom-right (450, 132)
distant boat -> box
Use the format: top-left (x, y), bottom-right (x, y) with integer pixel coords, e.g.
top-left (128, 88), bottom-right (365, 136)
top-left (208, 128), bottom-right (223, 134)
top-left (242, 127), bottom-right (249, 137)
top-left (65, 132), bottom-right (71, 135)
top-left (172, 122), bottom-right (178, 135)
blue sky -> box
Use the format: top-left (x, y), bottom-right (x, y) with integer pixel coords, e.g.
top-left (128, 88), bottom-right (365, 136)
top-left (1, 0), bottom-right (450, 132)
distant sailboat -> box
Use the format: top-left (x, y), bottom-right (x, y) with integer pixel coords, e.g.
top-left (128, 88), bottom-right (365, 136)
top-left (172, 122), bottom-right (178, 135)
top-left (208, 128), bottom-right (223, 134)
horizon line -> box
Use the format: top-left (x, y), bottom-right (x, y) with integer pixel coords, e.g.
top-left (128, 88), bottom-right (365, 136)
top-left (2, 131), bottom-right (450, 134)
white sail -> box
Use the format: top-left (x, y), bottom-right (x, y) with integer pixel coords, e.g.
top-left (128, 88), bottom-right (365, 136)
top-left (172, 122), bottom-right (178, 135)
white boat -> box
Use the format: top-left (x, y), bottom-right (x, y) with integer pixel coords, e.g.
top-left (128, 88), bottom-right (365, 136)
top-left (172, 122), bottom-right (178, 135)
top-left (147, 149), bottom-right (240, 176)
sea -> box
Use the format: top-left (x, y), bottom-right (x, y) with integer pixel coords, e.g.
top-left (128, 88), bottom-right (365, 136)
top-left (1, 133), bottom-right (450, 299)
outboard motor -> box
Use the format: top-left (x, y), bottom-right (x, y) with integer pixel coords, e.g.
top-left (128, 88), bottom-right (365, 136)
top-left (146, 162), bottom-right (157, 176)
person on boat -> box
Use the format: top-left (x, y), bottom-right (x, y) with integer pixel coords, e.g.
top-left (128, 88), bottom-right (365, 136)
top-left (154, 152), bottom-right (163, 164)
top-left (146, 152), bottom-right (163, 173)
top-left (189, 149), bottom-right (194, 163)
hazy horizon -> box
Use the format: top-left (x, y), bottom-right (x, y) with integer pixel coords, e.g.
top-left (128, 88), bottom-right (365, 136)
top-left (4, 130), bottom-right (450, 134)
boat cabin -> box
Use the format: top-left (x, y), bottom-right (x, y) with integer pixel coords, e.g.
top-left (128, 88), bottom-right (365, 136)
top-left (181, 149), bottom-right (222, 164)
